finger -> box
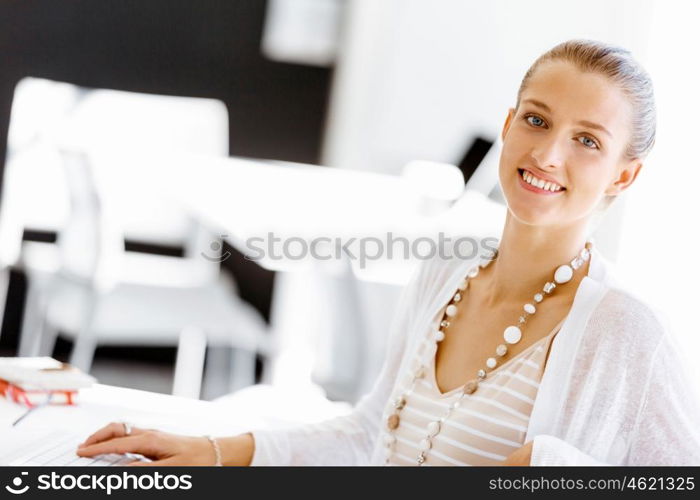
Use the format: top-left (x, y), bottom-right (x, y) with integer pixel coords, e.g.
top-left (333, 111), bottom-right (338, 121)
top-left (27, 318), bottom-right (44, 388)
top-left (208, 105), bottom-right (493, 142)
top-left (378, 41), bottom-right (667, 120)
top-left (76, 435), bottom-right (151, 458)
top-left (125, 460), bottom-right (154, 467)
top-left (126, 457), bottom-right (180, 467)
top-left (79, 423), bottom-right (121, 448)
top-left (79, 422), bottom-right (146, 448)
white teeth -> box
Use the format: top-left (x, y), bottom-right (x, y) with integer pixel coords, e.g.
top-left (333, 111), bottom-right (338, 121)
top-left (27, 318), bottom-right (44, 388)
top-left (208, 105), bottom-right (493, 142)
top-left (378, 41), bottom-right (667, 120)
top-left (521, 170), bottom-right (563, 192)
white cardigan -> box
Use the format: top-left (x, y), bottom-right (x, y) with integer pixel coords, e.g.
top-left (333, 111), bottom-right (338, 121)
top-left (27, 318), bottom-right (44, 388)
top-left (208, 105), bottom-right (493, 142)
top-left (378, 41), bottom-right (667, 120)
top-left (250, 244), bottom-right (700, 465)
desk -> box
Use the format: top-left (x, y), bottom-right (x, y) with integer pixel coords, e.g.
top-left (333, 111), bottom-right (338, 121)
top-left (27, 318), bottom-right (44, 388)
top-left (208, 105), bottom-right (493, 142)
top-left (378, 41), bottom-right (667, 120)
top-left (1, 383), bottom-right (351, 445)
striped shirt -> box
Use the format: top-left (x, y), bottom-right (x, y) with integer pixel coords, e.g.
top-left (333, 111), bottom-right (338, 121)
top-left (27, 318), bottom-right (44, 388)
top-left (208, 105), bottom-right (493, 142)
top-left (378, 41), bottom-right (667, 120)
top-left (386, 317), bottom-right (565, 466)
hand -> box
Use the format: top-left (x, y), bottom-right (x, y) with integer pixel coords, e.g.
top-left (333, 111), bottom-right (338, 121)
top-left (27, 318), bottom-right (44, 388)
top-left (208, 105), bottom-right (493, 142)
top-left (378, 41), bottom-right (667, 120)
top-left (76, 422), bottom-right (255, 466)
top-left (500, 440), bottom-right (533, 466)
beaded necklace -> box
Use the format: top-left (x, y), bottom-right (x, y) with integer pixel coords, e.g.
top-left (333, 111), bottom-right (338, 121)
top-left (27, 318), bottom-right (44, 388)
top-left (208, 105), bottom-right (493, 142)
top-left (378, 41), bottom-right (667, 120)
top-left (382, 241), bottom-right (593, 465)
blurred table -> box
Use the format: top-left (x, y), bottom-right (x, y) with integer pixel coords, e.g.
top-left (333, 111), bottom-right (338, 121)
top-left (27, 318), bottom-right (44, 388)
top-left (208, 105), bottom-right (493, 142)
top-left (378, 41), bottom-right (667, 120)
top-left (1, 382), bottom-right (350, 437)
top-left (2, 384), bottom-right (255, 437)
top-left (90, 151), bottom-right (505, 284)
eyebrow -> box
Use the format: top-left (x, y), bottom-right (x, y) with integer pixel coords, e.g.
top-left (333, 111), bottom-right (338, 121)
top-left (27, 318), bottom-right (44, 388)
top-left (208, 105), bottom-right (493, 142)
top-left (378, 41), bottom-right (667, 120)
top-left (521, 98), bottom-right (613, 138)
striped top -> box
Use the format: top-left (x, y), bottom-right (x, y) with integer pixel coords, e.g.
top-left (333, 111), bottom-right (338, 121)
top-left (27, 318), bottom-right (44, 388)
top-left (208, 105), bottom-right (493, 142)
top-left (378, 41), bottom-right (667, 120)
top-left (386, 317), bottom-right (566, 466)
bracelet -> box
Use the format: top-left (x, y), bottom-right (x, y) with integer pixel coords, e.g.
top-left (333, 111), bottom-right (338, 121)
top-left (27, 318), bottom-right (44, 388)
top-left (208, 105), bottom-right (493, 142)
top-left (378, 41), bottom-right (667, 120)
top-left (205, 435), bottom-right (223, 466)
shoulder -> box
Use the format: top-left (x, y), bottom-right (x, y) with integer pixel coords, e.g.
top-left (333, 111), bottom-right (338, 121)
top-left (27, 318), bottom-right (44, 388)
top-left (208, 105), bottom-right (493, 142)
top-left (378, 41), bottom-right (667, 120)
top-left (587, 284), bottom-right (668, 350)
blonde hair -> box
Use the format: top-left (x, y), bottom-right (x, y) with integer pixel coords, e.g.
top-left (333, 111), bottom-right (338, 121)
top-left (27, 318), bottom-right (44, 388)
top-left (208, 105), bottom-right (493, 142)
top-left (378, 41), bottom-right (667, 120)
top-left (517, 39), bottom-right (656, 160)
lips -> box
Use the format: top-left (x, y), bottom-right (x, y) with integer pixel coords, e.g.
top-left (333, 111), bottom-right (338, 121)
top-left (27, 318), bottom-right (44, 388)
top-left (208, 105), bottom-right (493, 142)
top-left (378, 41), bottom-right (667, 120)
top-left (518, 168), bottom-right (566, 190)
top-left (517, 168), bottom-right (567, 194)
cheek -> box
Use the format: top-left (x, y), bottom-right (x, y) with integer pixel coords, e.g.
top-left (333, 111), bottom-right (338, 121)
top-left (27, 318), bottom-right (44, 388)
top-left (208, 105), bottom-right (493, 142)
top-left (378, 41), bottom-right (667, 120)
top-left (567, 157), bottom-right (616, 206)
top-left (498, 133), bottom-right (524, 171)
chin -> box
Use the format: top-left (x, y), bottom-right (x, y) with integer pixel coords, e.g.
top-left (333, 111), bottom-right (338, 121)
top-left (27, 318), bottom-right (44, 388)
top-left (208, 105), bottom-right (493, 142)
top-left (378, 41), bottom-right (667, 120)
top-left (509, 206), bottom-right (556, 226)
top-left (503, 184), bottom-right (562, 226)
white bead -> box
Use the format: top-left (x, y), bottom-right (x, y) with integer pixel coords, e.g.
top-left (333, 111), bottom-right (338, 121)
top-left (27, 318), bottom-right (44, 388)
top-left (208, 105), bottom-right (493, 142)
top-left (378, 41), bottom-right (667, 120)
top-left (458, 279), bottom-right (468, 291)
top-left (534, 293), bottom-right (543, 303)
top-left (419, 438), bottom-right (432, 452)
top-left (486, 357), bottom-right (497, 368)
top-left (496, 344), bottom-right (507, 356)
top-left (580, 247), bottom-right (590, 261)
top-left (524, 303), bottom-right (536, 314)
top-left (450, 400), bottom-right (460, 410)
top-left (453, 292), bottom-right (461, 303)
top-left (467, 266), bottom-right (479, 278)
top-left (427, 421), bottom-right (441, 437)
top-left (503, 325), bottom-right (522, 344)
top-left (445, 304), bottom-right (458, 317)
top-left (554, 264), bottom-right (573, 284)
top-left (433, 330), bottom-right (445, 342)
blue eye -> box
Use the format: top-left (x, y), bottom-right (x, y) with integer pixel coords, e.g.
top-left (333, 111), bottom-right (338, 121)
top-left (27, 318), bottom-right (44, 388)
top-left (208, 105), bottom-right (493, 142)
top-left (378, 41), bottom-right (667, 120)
top-left (578, 136), bottom-right (599, 149)
top-left (526, 115), bottom-right (545, 127)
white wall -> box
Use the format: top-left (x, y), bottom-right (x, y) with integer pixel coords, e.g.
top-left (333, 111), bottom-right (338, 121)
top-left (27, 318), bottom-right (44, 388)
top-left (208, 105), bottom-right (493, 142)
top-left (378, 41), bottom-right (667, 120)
top-left (323, 0), bottom-right (653, 174)
top-left (616, 1), bottom-right (700, 383)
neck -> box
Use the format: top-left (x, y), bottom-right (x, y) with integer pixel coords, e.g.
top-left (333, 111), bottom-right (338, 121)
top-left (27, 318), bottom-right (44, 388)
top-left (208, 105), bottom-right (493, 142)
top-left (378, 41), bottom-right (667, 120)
top-left (480, 213), bottom-right (591, 307)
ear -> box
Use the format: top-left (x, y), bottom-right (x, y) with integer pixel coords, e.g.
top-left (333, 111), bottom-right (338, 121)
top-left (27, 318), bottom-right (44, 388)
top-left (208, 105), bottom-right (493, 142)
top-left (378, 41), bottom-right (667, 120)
top-left (605, 158), bottom-right (643, 196)
top-left (501, 107), bottom-right (516, 143)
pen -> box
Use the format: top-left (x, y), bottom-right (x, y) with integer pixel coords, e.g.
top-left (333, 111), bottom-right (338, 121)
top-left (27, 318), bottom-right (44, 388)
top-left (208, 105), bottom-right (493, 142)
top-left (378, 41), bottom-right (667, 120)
top-left (11, 393), bottom-right (54, 427)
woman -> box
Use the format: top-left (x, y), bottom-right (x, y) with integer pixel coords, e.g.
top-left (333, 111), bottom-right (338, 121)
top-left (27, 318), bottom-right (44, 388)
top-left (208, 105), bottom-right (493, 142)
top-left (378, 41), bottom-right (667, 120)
top-left (76, 39), bottom-right (700, 466)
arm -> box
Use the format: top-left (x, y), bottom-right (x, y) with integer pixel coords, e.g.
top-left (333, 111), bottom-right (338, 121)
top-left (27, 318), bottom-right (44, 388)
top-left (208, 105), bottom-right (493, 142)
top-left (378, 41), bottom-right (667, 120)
top-left (529, 435), bottom-right (609, 466)
top-left (75, 258), bottom-right (434, 466)
top-left (529, 331), bottom-right (700, 466)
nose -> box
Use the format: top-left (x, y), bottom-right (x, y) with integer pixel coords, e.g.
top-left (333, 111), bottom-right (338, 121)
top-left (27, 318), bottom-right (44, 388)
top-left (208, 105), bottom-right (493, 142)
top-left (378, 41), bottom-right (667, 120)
top-left (530, 133), bottom-right (565, 170)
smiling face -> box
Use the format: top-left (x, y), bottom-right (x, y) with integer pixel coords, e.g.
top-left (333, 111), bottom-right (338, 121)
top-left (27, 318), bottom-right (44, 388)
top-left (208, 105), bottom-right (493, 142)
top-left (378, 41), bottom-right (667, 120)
top-left (499, 60), bottom-right (643, 228)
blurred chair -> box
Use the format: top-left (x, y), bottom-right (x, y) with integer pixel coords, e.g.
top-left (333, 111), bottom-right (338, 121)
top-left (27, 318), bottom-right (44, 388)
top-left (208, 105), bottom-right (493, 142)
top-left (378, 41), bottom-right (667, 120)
top-left (0, 165), bottom-right (24, 336)
top-left (309, 254), bottom-right (367, 403)
top-left (3, 77), bottom-right (271, 397)
top-left (19, 150), bottom-right (272, 398)
top-left (0, 79), bottom-right (80, 344)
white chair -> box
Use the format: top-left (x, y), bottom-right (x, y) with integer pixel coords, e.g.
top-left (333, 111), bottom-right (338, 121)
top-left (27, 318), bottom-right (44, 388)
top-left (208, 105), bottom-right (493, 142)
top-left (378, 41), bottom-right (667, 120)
top-left (4, 78), bottom-right (271, 397)
top-left (0, 79), bottom-right (80, 342)
top-left (308, 255), bottom-right (367, 403)
top-left (0, 162), bottom-right (26, 333)
top-left (20, 150), bottom-right (272, 397)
